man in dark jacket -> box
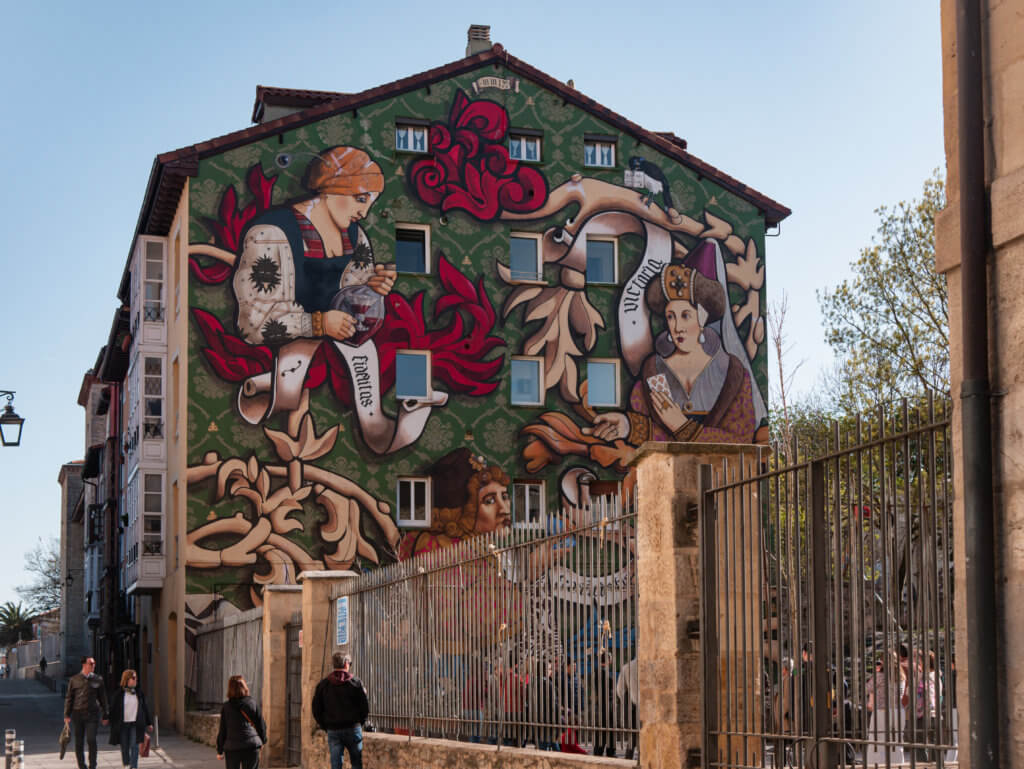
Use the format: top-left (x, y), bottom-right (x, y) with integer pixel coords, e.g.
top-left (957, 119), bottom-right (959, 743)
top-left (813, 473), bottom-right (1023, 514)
top-left (63, 657), bottom-right (109, 769)
top-left (312, 653), bottom-right (369, 769)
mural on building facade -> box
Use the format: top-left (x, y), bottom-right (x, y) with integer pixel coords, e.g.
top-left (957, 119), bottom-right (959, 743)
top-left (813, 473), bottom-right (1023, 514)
top-left (183, 81), bottom-right (767, 633)
top-left (406, 90), bottom-right (768, 475)
top-left (186, 145), bottom-right (508, 609)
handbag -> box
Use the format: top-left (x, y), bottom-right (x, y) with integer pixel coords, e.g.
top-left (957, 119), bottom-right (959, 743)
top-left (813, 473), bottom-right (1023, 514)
top-left (139, 734), bottom-right (151, 758)
top-left (58, 722), bottom-right (71, 759)
top-left (238, 703), bottom-right (264, 747)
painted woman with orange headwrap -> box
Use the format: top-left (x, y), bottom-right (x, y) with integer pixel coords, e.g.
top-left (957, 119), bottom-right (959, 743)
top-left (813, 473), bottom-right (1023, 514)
top-left (232, 146), bottom-right (397, 346)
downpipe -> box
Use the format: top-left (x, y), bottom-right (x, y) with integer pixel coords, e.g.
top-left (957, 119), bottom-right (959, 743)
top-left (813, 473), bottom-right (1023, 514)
top-left (956, 0), bottom-right (999, 767)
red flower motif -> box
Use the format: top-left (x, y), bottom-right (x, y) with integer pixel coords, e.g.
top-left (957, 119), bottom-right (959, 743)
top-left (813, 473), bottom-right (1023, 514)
top-left (189, 164), bottom-right (278, 285)
top-left (192, 256), bottom-right (503, 404)
top-left (191, 308), bottom-right (273, 382)
top-left (407, 91), bottom-right (547, 221)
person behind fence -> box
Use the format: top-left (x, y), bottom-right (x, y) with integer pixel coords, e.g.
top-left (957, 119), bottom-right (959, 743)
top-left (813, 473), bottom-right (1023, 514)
top-left (313, 652), bottom-right (369, 769)
top-left (590, 649), bottom-right (618, 757)
top-left (461, 663), bottom-right (489, 743)
top-left (109, 669), bottom-right (153, 769)
top-left (64, 656), bottom-right (109, 769)
top-left (615, 657), bottom-right (638, 759)
top-left (499, 657), bottom-right (526, 747)
top-left (216, 674), bottom-right (266, 769)
top-left (559, 658), bottom-right (586, 753)
top-left (531, 659), bottom-right (561, 751)
top-left (903, 650), bottom-right (940, 762)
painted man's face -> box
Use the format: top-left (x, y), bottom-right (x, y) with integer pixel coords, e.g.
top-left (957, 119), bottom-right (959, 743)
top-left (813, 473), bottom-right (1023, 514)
top-left (475, 481), bottom-right (511, 533)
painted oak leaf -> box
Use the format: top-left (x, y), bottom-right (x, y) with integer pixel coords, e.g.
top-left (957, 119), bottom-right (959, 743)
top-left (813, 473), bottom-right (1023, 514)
top-left (263, 413), bottom-right (339, 462)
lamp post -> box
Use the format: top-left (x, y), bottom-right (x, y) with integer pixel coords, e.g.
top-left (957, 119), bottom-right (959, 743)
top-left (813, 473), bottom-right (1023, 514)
top-left (0, 391), bottom-right (24, 447)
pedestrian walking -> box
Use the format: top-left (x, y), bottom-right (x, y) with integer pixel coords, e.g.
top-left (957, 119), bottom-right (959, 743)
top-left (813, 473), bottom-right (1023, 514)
top-left (216, 675), bottom-right (266, 769)
top-left (312, 653), bottom-right (369, 769)
top-left (39, 656), bottom-right (47, 677)
top-left (589, 650), bottom-right (617, 757)
top-left (63, 656), bottom-right (110, 769)
top-left (109, 669), bottom-right (153, 769)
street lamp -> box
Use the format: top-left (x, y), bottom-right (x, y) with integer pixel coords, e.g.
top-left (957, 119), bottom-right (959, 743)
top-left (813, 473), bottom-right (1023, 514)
top-left (0, 391), bottom-right (24, 447)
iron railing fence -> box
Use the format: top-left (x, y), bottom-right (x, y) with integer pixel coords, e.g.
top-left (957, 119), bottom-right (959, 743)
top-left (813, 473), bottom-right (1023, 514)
top-left (702, 394), bottom-right (957, 769)
top-left (192, 607), bottom-right (264, 710)
top-left (324, 496), bottom-right (640, 758)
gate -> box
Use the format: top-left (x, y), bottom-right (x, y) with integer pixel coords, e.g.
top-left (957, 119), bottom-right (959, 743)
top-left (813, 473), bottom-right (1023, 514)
top-left (285, 616), bottom-right (303, 767)
top-left (700, 396), bottom-right (957, 768)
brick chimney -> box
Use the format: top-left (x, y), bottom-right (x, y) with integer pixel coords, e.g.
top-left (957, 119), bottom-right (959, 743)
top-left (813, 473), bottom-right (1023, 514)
top-left (466, 25), bottom-right (491, 57)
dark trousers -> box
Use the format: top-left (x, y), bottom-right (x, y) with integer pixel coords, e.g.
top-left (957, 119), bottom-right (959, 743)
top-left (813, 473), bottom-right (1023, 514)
top-left (71, 712), bottom-right (99, 769)
top-left (593, 730), bottom-right (616, 757)
top-left (224, 747), bottom-right (261, 769)
top-left (119, 724), bottom-right (139, 769)
top-left (327, 726), bottom-right (363, 769)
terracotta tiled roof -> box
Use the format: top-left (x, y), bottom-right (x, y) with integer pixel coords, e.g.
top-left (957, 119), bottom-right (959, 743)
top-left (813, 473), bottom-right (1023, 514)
top-left (121, 45), bottom-right (790, 300)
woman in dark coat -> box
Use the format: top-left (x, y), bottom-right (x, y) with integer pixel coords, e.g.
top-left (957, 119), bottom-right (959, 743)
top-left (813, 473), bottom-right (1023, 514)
top-left (108, 669), bottom-right (153, 769)
top-left (216, 675), bottom-right (266, 769)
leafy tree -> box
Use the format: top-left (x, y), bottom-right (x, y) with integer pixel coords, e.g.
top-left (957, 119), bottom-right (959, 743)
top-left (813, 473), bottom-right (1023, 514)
top-left (0, 602), bottom-right (34, 647)
top-left (16, 536), bottom-right (61, 613)
top-left (818, 172), bottom-right (948, 412)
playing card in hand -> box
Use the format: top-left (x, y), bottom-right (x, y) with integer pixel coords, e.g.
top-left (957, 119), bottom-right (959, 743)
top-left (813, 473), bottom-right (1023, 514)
top-left (647, 374), bottom-right (670, 396)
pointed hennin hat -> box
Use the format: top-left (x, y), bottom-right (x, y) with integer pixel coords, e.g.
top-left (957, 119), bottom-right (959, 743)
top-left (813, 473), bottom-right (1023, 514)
top-left (645, 241), bottom-right (726, 323)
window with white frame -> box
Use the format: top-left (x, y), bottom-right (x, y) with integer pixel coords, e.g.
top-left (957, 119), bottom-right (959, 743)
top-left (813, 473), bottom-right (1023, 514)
top-left (512, 480), bottom-right (545, 528)
top-left (143, 357), bottom-right (163, 438)
top-left (509, 233), bottom-right (543, 282)
top-left (143, 473), bottom-right (163, 555)
top-left (396, 477), bottom-right (430, 526)
top-left (395, 224), bottom-right (430, 273)
top-left (587, 359), bottom-right (620, 407)
top-left (510, 357), bottom-right (543, 406)
top-left (586, 237), bottom-right (618, 284)
top-left (395, 123), bottom-right (429, 153)
top-left (144, 241), bottom-right (164, 321)
top-left (584, 138), bottom-right (616, 168)
top-left (395, 350), bottom-right (430, 399)
top-left (509, 133), bottom-right (541, 162)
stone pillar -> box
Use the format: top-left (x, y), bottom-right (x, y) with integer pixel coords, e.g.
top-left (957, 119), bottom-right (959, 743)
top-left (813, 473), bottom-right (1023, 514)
top-left (298, 570), bottom-right (358, 769)
top-left (632, 442), bottom-right (761, 769)
top-left (261, 585), bottom-right (301, 768)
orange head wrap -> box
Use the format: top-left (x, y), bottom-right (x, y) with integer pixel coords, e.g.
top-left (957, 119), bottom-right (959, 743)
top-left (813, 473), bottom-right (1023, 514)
top-left (304, 146), bottom-right (384, 196)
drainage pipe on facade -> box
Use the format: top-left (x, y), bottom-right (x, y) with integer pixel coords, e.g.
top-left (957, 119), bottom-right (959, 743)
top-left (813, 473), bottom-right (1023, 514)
top-left (956, 1), bottom-right (999, 767)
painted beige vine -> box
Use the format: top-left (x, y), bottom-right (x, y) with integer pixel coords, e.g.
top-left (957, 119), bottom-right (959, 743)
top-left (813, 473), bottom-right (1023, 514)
top-left (186, 391), bottom-right (400, 605)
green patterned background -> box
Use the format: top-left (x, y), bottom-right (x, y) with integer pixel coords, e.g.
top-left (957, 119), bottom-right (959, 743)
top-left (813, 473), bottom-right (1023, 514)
top-left (186, 68), bottom-right (768, 606)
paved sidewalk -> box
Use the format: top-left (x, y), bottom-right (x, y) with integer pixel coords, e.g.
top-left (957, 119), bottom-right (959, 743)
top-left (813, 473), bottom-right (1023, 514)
top-left (0, 678), bottom-right (219, 769)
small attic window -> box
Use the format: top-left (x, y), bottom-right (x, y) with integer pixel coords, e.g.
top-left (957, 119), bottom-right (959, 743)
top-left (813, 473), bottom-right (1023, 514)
top-left (396, 119), bottom-right (430, 153)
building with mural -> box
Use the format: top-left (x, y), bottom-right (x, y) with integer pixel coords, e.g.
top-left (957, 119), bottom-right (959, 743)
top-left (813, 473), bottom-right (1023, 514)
top-left (82, 29), bottom-right (788, 728)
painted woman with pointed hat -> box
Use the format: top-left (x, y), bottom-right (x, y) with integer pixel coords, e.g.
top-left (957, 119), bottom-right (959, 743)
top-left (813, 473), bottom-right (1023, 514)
top-left (591, 259), bottom-right (757, 444)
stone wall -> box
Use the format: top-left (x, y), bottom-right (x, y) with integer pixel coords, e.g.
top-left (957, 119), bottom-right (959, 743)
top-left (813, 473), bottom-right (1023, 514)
top-left (937, 0), bottom-right (1024, 764)
top-left (333, 732), bottom-right (631, 769)
top-left (184, 711), bottom-right (219, 748)
top-left (199, 718), bottom-right (637, 769)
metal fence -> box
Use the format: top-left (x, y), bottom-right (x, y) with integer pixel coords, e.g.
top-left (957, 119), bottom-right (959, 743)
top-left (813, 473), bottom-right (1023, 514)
top-left (327, 498), bottom-right (640, 758)
top-left (701, 395), bottom-right (957, 768)
top-left (192, 607), bottom-right (264, 709)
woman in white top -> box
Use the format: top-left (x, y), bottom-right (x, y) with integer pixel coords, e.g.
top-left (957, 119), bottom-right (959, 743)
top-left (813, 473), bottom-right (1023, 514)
top-left (109, 669), bottom-right (153, 769)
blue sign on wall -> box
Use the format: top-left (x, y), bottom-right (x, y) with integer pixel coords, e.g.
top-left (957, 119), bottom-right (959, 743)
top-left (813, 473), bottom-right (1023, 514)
top-left (336, 596), bottom-right (349, 646)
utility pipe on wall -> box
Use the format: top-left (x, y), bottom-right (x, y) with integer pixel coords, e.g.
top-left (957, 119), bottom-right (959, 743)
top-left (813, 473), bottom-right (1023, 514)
top-left (956, 1), bottom-right (999, 767)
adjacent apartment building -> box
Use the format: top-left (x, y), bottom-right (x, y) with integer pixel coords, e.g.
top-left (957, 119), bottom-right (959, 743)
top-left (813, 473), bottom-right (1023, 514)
top-left (77, 28), bottom-right (789, 729)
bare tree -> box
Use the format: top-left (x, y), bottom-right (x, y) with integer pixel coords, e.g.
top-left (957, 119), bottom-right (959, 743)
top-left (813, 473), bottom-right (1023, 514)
top-left (16, 536), bottom-right (61, 613)
top-left (768, 292), bottom-right (805, 465)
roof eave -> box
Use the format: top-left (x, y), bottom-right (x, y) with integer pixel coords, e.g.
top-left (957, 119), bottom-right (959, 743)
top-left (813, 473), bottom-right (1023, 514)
top-left (129, 43), bottom-right (789, 264)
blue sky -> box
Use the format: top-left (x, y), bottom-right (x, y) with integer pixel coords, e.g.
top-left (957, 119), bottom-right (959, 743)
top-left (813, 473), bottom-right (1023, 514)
top-left (0, 0), bottom-right (942, 607)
